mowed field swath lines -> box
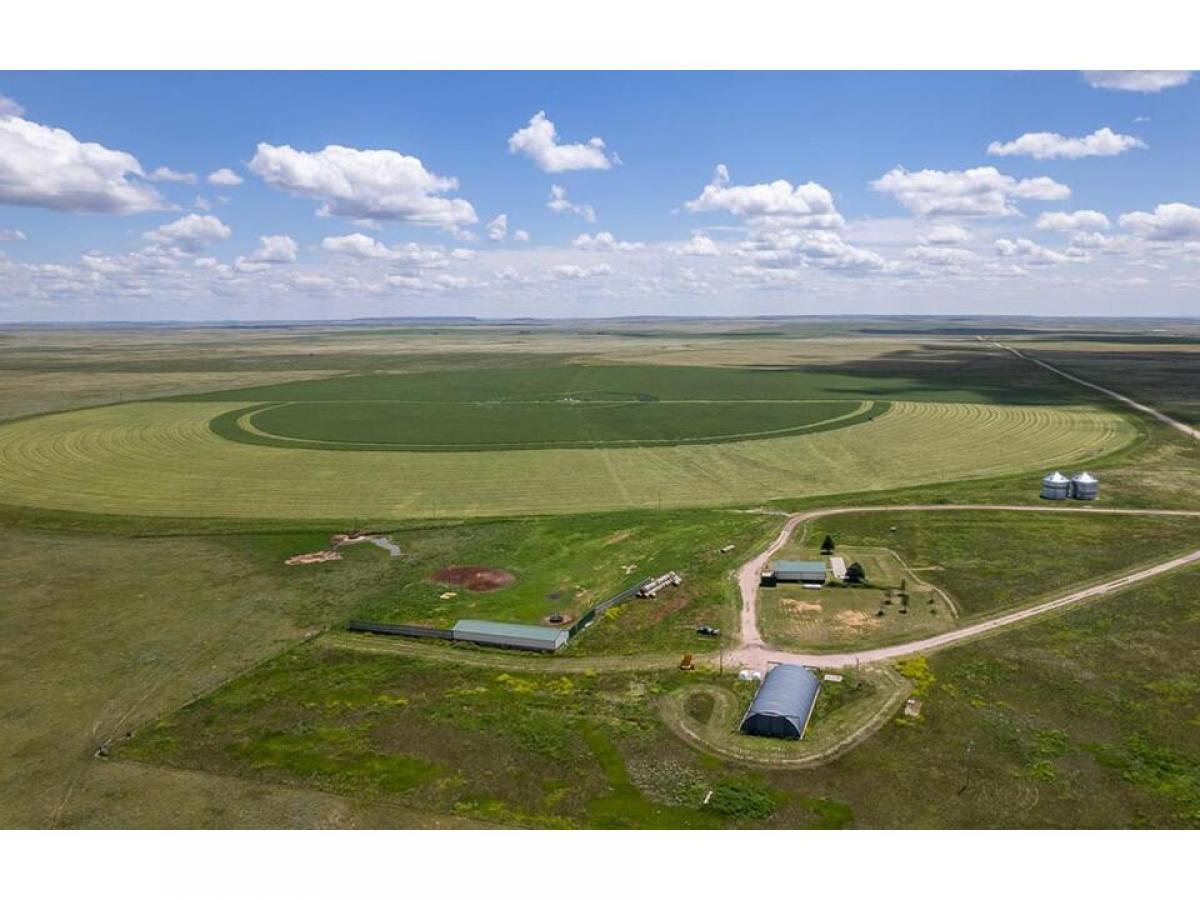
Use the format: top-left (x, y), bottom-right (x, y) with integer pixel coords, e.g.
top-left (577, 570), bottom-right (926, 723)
top-left (0, 401), bottom-right (1134, 520)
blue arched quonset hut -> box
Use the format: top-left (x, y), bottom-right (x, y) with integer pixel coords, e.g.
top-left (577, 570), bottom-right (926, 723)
top-left (739, 664), bottom-right (821, 740)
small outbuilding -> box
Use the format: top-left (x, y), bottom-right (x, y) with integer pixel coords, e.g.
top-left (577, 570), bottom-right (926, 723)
top-left (1040, 470), bottom-right (1070, 500)
top-left (740, 664), bottom-right (822, 740)
top-left (451, 619), bottom-right (568, 652)
top-left (828, 556), bottom-right (847, 582)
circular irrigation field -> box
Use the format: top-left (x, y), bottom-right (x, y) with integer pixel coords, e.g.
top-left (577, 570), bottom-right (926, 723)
top-left (0, 365), bottom-right (1136, 520)
top-left (217, 398), bottom-right (878, 451)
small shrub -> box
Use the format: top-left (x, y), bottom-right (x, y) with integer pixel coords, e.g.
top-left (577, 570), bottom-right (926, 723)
top-left (895, 655), bottom-right (936, 696)
top-left (707, 780), bottom-right (778, 819)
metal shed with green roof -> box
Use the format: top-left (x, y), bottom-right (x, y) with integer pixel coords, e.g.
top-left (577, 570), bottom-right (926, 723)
top-left (451, 619), bottom-right (569, 652)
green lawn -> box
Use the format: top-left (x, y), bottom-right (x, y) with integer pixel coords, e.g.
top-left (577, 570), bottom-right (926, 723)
top-left (759, 545), bottom-right (952, 651)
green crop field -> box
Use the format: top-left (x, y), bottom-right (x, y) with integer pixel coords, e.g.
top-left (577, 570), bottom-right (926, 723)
top-left (180, 362), bottom-right (1085, 405)
top-left (220, 398), bottom-right (875, 451)
top-left (0, 398), bottom-right (1133, 519)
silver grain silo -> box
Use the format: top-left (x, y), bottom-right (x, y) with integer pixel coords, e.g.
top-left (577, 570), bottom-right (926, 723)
top-left (1071, 471), bottom-right (1099, 501)
top-left (1040, 471), bottom-right (1070, 500)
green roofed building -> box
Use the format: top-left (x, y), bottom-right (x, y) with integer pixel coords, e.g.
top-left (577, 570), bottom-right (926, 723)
top-left (765, 560), bottom-right (827, 587)
top-left (451, 619), bottom-right (569, 652)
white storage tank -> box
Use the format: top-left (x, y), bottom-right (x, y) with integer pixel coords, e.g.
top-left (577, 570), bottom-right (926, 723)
top-left (1040, 471), bottom-right (1070, 500)
top-left (1071, 471), bottom-right (1099, 501)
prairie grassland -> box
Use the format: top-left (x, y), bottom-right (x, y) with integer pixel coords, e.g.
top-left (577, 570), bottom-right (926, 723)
top-left (776, 565), bottom-right (1200, 827)
top-left (119, 646), bottom-right (849, 828)
top-left (0, 525), bottom-right (385, 827)
top-left (0, 400), bottom-right (1133, 519)
top-left (119, 564), bottom-right (1200, 827)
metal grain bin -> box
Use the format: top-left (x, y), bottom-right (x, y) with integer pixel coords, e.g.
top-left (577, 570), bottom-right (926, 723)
top-left (1070, 471), bottom-right (1099, 501)
top-left (1040, 471), bottom-right (1070, 500)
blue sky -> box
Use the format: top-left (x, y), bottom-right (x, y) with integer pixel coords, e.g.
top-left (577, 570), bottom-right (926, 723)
top-left (0, 71), bottom-right (1197, 321)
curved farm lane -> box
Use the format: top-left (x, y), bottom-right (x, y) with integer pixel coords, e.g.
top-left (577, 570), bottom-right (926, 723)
top-left (733, 503), bottom-right (1200, 671)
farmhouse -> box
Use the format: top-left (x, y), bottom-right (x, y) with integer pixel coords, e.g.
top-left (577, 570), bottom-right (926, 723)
top-left (762, 559), bottom-right (827, 588)
top-left (451, 619), bottom-right (568, 652)
top-left (739, 664), bottom-right (822, 740)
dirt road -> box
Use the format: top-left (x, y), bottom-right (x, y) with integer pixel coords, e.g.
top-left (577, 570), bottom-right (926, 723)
top-left (990, 339), bottom-right (1200, 442)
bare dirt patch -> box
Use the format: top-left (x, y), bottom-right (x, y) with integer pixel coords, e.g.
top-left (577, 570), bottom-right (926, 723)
top-left (786, 599), bottom-right (824, 613)
top-left (835, 610), bottom-right (873, 629)
top-left (285, 550), bottom-right (342, 566)
top-left (605, 530), bottom-right (633, 545)
top-left (430, 565), bottom-right (516, 592)
top-left (647, 592), bottom-right (691, 625)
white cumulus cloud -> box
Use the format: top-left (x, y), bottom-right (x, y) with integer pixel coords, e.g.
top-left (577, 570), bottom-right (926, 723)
top-left (236, 234), bottom-right (298, 271)
top-left (667, 234), bottom-right (720, 256)
top-left (995, 238), bottom-right (1070, 265)
top-left (685, 164), bottom-right (843, 229)
top-left (144, 214), bottom-right (231, 253)
top-left (921, 223), bottom-right (972, 245)
top-left (207, 167), bottom-right (244, 186)
top-left (507, 111), bottom-right (614, 173)
top-left (248, 142), bottom-right (477, 230)
top-left (149, 166), bottom-right (198, 184)
top-left (0, 95), bottom-right (25, 118)
top-left (872, 166), bottom-right (1070, 217)
top-left (987, 127), bottom-right (1145, 160)
top-left (1036, 210), bottom-right (1111, 232)
top-left (546, 185), bottom-right (596, 222)
top-left (907, 245), bottom-right (976, 267)
top-left (571, 231), bottom-right (644, 252)
top-left (0, 113), bottom-right (167, 214)
top-left (1083, 71), bottom-right (1192, 93)
top-left (513, 229), bottom-right (530, 242)
top-left (321, 232), bottom-right (399, 260)
top-left (1119, 202), bottom-right (1200, 241)
top-left (552, 263), bottom-right (613, 279)
top-left (486, 214), bottom-right (508, 242)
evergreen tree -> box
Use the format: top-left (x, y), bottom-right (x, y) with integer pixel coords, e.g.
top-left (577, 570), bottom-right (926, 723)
top-left (820, 534), bottom-right (835, 555)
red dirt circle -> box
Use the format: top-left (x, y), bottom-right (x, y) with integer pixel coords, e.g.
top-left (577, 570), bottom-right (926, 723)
top-left (430, 565), bottom-right (516, 592)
